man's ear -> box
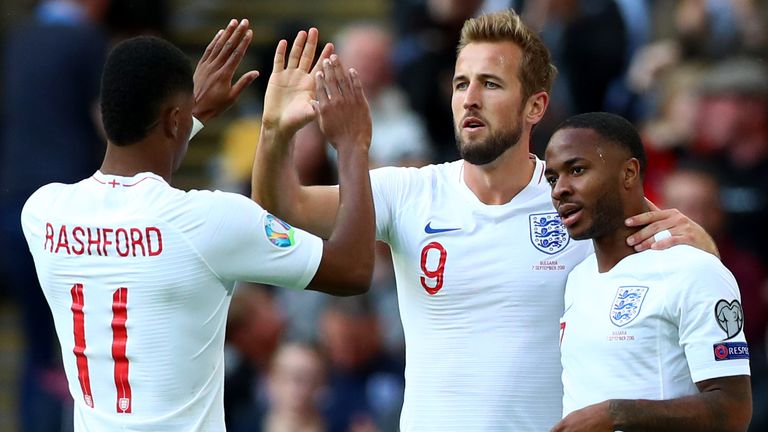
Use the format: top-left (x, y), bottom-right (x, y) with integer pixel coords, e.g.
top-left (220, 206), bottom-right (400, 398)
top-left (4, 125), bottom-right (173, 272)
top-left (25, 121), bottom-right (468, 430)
top-left (525, 91), bottom-right (549, 126)
top-left (623, 158), bottom-right (641, 189)
top-left (163, 106), bottom-right (181, 139)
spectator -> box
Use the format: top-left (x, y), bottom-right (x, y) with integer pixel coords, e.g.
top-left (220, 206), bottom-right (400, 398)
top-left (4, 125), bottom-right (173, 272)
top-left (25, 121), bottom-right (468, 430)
top-left (263, 341), bottom-right (328, 432)
top-left (319, 296), bottom-right (404, 432)
top-left (692, 57), bottom-right (768, 265)
top-left (0, 1), bottom-right (110, 430)
top-left (225, 283), bottom-right (286, 432)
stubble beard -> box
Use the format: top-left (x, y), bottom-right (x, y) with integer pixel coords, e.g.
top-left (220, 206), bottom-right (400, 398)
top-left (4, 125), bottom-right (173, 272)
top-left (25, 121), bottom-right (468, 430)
top-left (456, 122), bottom-right (523, 166)
top-left (570, 186), bottom-right (626, 241)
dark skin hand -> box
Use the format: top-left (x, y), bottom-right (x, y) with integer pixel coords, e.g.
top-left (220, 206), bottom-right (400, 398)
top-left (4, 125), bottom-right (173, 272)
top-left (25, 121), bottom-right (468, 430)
top-left (551, 375), bottom-right (751, 432)
top-left (192, 18), bottom-right (260, 123)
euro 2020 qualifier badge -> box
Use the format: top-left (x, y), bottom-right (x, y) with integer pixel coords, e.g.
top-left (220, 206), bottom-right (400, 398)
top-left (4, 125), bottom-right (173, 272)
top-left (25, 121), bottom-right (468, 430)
top-left (529, 212), bottom-right (570, 254)
top-left (264, 214), bottom-right (295, 248)
top-left (715, 299), bottom-right (744, 340)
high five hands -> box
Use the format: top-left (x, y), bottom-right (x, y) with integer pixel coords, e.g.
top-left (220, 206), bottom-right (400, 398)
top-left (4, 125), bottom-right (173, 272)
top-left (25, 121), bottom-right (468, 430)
top-left (262, 27), bottom-right (372, 149)
top-left (193, 19), bottom-right (260, 123)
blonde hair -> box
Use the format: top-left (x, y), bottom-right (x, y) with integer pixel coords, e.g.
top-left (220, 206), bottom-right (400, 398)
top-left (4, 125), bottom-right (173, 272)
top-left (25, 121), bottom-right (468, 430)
top-left (458, 9), bottom-right (556, 101)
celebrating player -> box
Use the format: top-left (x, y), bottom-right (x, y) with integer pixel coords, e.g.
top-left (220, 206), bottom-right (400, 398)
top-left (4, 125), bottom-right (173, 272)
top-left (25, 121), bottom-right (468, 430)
top-left (545, 112), bottom-right (752, 432)
top-left (252, 10), bottom-right (719, 432)
top-left (21, 19), bottom-right (374, 431)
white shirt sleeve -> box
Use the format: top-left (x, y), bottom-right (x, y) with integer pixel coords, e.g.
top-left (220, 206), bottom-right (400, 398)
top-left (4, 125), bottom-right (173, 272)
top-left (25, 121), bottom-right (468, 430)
top-left (369, 166), bottom-right (408, 244)
top-left (665, 248), bottom-right (751, 383)
top-left (190, 191), bottom-right (323, 290)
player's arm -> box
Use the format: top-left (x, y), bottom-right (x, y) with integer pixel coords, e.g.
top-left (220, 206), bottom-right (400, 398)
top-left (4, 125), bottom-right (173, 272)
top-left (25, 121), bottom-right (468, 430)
top-left (550, 375), bottom-right (752, 432)
top-left (192, 19), bottom-right (260, 124)
top-left (252, 28), bottom-right (340, 239)
top-left (253, 29), bottom-right (374, 295)
top-left (304, 54), bottom-right (375, 295)
top-left (625, 198), bottom-right (719, 257)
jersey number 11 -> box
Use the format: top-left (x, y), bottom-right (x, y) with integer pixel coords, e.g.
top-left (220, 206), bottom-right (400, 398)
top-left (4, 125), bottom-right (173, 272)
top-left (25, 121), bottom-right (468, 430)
top-left (70, 283), bottom-right (132, 413)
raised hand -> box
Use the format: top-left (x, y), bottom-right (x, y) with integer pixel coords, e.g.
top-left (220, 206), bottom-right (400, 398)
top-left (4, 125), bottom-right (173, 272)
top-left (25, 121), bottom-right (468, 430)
top-left (193, 19), bottom-right (259, 123)
top-left (312, 54), bottom-right (372, 152)
top-left (262, 28), bottom-right (333, 138)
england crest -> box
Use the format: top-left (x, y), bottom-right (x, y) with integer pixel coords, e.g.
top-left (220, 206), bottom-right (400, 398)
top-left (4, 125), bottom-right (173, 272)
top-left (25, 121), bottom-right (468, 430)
top-left (610, 286), bottom-right (649, 327)
top-left (529, 212), bottom-right (570, 254)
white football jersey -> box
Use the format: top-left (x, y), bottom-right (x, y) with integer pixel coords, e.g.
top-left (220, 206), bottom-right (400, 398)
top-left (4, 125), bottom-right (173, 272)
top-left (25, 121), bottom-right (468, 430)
top-left (560, 245), bottom-right (751, 416)
top-left (370, 158), bottom-right (593, 432)
top-left (21, 171), bottom-right (323, 432)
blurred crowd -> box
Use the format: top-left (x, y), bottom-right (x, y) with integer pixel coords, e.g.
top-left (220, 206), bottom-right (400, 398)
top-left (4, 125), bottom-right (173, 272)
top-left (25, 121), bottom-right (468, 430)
top-left (1, 1), bottom-right (767, 431)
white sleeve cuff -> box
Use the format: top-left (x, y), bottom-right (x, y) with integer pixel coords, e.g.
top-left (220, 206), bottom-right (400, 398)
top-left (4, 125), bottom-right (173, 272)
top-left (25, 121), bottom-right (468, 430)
top-left (190, 116), bottom-right (204, 139)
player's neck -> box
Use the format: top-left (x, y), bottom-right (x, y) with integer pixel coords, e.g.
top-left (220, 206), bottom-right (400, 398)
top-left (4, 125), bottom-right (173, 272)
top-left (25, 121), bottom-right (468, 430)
top-left (100, 139), bottom-right (173, 182)
top-left (593, 198), bottom-right (650, 273)
top-left (462, 145), bottom-right (535, 205)
top-left (592, 227), bottom-right (638, 273)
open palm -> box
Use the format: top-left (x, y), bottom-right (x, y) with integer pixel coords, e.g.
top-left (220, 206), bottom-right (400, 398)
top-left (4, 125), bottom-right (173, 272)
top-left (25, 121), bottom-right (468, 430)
top-left (262, 28), bottom-right (333, 137)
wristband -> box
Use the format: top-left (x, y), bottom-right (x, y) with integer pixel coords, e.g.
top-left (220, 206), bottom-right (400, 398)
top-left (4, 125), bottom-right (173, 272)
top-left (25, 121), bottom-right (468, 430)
top-left (190, 116), bottom-right (204, 139)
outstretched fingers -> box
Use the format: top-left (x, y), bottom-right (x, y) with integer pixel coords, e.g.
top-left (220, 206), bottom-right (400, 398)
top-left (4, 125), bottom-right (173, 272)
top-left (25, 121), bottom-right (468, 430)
top-left (199, 29), bottom-right (224, 64)
top-left (207, 19), bottom-right (238, 63)
top-left (215, 19), bottom-right (250, 66)
top-left (223, 28), bottom-right (253, 73)
top-left (273, 39), bottom-right (288, 72)
top-left (321, 57), bottom-right (341, 99)
top-left (286, 30), bottom-right (308, 70)
top-left (311, 42), bottom-right (335, 75)
top-left (330, 54), bottom-right (352, 95)
top-left (349, 67), bottom-right (365, 101)
top-left (298, 28), bottom-right (319, 72)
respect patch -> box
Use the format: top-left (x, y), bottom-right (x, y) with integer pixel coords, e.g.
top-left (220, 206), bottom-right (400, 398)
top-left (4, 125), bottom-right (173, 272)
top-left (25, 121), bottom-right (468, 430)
top-left (713, 342), bottom-right (749, 361)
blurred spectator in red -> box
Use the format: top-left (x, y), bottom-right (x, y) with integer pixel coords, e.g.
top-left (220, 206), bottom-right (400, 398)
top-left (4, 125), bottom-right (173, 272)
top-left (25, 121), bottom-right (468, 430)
top-left (692, 57), bottom-right (768, 265)
top-left (639, 63), bottom-right (706, 202)
top-left (319, 296), bottom-right (404, 432)
top-left (263, 341), bottom-right (328, 432)
top-left (661, 163), bottom-right (768, 432)
top-left (225, 283), bottom-right (286, 432)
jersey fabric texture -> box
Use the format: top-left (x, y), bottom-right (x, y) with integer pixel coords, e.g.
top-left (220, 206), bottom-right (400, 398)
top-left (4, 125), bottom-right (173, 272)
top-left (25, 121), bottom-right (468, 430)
top-left (370, 158), bottom-right (593, 432)
top-left (560, 245), bottom-right (751, 416)
top-left (21, 171), bottom-right (323, 432)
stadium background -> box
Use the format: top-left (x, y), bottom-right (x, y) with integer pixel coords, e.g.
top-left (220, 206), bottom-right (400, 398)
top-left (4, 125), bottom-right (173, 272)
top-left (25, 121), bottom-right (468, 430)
top-left (1, 0), bottom-right (767, 431)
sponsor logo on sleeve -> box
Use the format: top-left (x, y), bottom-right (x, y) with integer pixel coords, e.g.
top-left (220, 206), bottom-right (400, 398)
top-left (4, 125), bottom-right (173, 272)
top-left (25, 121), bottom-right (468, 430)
top-left (264, 214), bottom-right (295, 248)
top-left (529, 212), bottom-right (570, 254)
top-left (715, 299), bottom-right (744, 340)
top-left (609, 286), bottom-right (649, 327)
top-left (713, 342), bottom-right (749, 361)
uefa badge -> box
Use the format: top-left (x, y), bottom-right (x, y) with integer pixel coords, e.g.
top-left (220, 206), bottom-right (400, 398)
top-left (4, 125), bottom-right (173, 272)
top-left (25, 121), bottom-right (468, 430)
top-left (529, 212), bottom-right (570, 254)
top-left (715, 299), bottom-right (744, 340)
top-left (610, 286), bottom-right (649, 327)
top-left (264, 214), bottom-right (296, 248)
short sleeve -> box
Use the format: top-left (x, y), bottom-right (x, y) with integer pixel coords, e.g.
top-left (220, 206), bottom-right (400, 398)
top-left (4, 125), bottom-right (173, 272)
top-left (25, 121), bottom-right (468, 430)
top-left (666, 248), bottom-right (751, 382)
top-left (191, 192), bottom-right (323, 290)
top-left (370, 166), bottom-right (407, 244)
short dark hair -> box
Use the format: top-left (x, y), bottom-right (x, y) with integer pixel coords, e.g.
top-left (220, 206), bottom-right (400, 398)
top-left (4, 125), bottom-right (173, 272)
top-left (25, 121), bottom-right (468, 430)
top-left (555, 112), bottom-right (646, 177)
top-left (100, 36), bottom-right (193, 146)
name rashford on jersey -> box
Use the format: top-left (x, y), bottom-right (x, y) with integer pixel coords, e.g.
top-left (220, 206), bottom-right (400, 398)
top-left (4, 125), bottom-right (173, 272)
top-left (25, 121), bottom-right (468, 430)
top-left (21, 171), bottom-right (323, 432)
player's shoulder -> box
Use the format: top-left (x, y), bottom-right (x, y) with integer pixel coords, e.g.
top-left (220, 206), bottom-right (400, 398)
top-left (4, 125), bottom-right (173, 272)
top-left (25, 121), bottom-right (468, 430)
top-left (369, 160), bottom-right (461, 193)
top-left (370, 160), bottom-right (459, 181)
top-left (22, 182), bottom-right (69, 214)
top-left (180, 188), bottom-right (263, 212)
top-left (642, 245), bottom-right (732, 281)
top-left (648, 244), bottom-right (721, 267)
